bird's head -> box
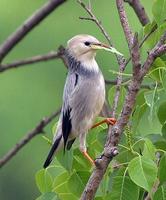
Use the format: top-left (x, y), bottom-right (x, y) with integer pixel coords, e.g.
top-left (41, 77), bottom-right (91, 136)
top-left (66, 34), bottom-right (114, 61)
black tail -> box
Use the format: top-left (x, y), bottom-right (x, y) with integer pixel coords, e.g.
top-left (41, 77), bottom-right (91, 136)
top-left (43, 135), bottom-right (62, 168)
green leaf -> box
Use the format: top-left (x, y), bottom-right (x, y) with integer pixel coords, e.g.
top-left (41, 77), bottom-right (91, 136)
top-left (52, 172), bottom-right (69, 194)
top-left (132, 104), bottom-right (147, 133)
top-left (35, 169), bottom-right (53, 194)
top-left (132, 89), bottom-right (148, 131)
top-left (67, 171), bottom-right (90, 197)
top-left (72, 148), bottom-right (91, 171)
top-left (132, 138), bottom-right (145, 154)
top-left (56, 149), bottom-right (73, 172)
top-left (158, 102), bottom-right (166, 125)
top-left (149, 58), bottom-right (166, 81)
top-left (152, 0), bottom-right (166, 26)
top-left (154, 185), bottom-right (166, 200)
top-left (161, 123), bottom-right (166, 139)
top-left (58, 193), bottom-right (78, 200)
top-left (144, 21), bottom-right (156, 36)
top-left (147, 133), bottom-right (165, 143)
top-left (104, 46), bottom-right (123, 56)
top-left (128, 156), bottom-right (158, 193)
top-left (97, 129), bottom-right (107, 147)
top-left (162, 71), bottom-right (166, 91)
top-left (144, 22), bottom-right (166, 48)
top-left (144, 85), bottom-right (159, 121)
top-left (87, 120), bottom-right (107, 153)
top-left (116, 149), bottom-right (136, 164)
top-left (47, 164), bottom-right (65, 178)
top-left (158, 153), bottom-right (166, 184)
top-left (143, 22), bottom-right (158, 49)
top-left (138, 188), bottom-right (146, 200)
top-left (73, 154), bottom-right (90, 170)
top-left (107, 176), bottom-right (139, 200)
top-left (135, 90), bottom-right (147, 106)
top-left (108, 86), bottom-right (126, 114)
top-left (36, 192), bottom-right (58, 200)
top-left (142, 138), bottom-right (156, 160)
top-left (155, 140), bottom-right (166, 151)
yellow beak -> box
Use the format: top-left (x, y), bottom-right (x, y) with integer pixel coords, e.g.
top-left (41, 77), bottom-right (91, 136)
top-left (90, 43), bottom-right (123, 56)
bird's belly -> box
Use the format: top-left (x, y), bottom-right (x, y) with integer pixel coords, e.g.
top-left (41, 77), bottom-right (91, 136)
top-left (71, 75), bottom-right (105, 136)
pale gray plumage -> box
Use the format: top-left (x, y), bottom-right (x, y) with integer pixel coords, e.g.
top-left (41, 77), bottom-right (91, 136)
top-left (43, 35), bottom-right (106, 168)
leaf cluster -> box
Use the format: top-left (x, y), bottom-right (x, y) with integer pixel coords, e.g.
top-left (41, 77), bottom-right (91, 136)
top-left (35, 0), bottom-right (166, 199)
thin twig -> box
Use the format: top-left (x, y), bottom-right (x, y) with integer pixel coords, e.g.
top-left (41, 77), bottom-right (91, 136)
top-left (78, 0), bottom-right (112, 46)
top-left (116, 0), bottom-right (133, 49)
top-left (111, 58), bottom-right (126, 117)
top-left (0, 47), bottom-right (65, 72)
top-left (111, 0), bottom-right (134, 119)
top-left (124, 0), bottom-right (150, 26)
top-left (78, 0), bottom-right (126, 118)
top-left (0, 109), bottom-right (61, 168)
top-left (0, 0), bottom-right (66, 63)
top-left (105, 78), bottom-right (156, 90)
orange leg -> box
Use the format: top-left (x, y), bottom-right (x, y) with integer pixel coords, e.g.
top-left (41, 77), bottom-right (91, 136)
top-left (81, 118), bottom-right (116, 165)
top-left (82, 151), bottom-right (95, 165)
top-left (91, 117), bottom-right (116, 129)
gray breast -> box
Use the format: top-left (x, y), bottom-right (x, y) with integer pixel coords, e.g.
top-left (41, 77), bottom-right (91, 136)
top-left (70, 72), bottom-right (105, 135)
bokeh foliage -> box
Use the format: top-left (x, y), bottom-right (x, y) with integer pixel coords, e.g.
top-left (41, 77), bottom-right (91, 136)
top-left (1, 0), bottom-right (166, 200)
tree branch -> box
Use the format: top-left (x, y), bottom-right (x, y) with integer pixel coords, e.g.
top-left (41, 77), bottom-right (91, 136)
top-left (81, 31), bottom-right (166, 200)
top-left (0, 0), bottom-right (66, 63)
top-left (80, 0), bottom-right (166, 198)
top-left (0, 108), bottom-right (61, 168)
top-left (131, 33), bottom-right (141, 77)
top-left (124, 0), bottom-right (150, 26)
top-left (122, 23), bottom-right (157, 68)
top-left (0, 46), bottom-right (65, 72)
top-left (116, 0), bottom-right (134, 49)
top-left (0, 21), bottom-right (156, 73)
top-left (140, 33), bottom-right (166, 78)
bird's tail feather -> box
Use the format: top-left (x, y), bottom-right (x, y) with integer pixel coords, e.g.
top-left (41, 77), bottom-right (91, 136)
top-left (43, 135), bottom-right (62, 168)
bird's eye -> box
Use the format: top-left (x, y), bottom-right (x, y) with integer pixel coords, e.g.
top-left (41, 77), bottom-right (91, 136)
top-left (84, 41), bottom-right (90, 46)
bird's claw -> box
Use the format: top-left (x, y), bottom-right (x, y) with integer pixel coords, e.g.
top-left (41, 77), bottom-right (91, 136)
top-left (105, 118), bottom-right (116, 126)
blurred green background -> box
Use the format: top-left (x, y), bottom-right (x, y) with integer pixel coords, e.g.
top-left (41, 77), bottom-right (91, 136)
top-left (0, 0), bottom-right (155, 199)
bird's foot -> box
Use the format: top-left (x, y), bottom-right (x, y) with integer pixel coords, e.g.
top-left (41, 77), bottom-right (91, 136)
top-left (105, 117), bottom-right (116, 126)
top-left (91, 117), bottom-right (116, 129)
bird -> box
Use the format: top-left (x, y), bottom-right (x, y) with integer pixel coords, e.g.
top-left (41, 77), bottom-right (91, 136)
top-left (43, 34), bottom-right (117, 168)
